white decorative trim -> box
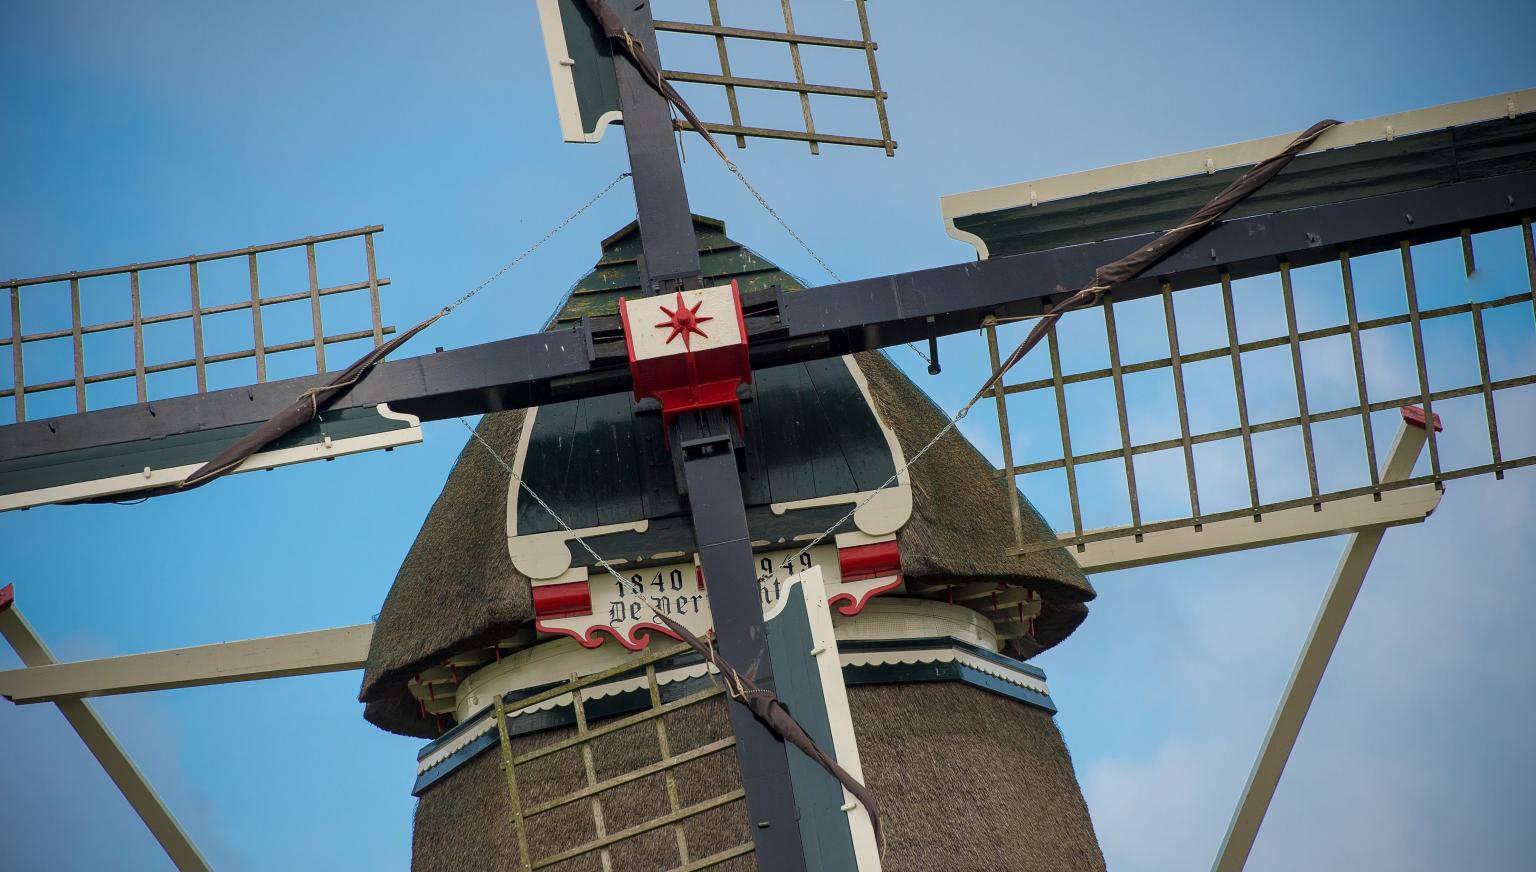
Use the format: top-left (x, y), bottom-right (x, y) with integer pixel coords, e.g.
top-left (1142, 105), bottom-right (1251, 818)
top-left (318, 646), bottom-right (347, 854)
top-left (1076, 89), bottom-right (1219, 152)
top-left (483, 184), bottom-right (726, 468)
top-left (767, 356), bottom-right (914, 537)
top-left (841, 646), bottom-right (1050, 700)
top-left (504, 404), bottom-right (539, 539)
top-left (834, 597), bottom-right (998, 651)
top-left (421, 597), bottom-right (1031, 780)
top-left (798, 567), bottom-right (882, 872)
top-left (940, 88), bottom-right (1536, 259)
top-left (509, 522), bottom-right (649, 579)
top-left (504, 404), bottom-right (651, 579)
top-left (0, 404), bottom-right (422, 512)
top-left (761, 570), bottom-right (803, 622)
top-left (422, 642), bottom-right (717, 776)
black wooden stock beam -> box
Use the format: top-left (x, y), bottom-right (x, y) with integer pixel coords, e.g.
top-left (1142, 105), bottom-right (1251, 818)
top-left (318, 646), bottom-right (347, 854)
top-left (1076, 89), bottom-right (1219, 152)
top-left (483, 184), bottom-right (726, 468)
top-left (2, 171), bottom-right (1531, 466)
top-left (675, 409), bottom-right (807, 870)
top-left (0, 328), bottom-right (595, 464)
top-left (783, 169), bottom-right (1536, 355)
top-left (610, 0), bottom-right (702, 288)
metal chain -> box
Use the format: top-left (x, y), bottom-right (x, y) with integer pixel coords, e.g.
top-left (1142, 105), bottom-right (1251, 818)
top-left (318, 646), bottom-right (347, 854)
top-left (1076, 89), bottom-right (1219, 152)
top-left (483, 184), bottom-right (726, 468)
top-left (723, 158), bottom-right (841, 283)
top-left (441, 172), bottom-right (632, 317)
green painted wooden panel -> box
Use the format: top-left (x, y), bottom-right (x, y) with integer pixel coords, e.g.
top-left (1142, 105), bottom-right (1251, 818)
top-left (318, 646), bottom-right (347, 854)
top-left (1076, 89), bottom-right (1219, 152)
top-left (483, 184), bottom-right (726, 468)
top-left (566, 247), bottom-right (788, 296)
top-left (756, 363), bottom-right (859, 502)
top-left (551, 218), bottom-right (806, 327)
top-left (765, 581), bottom-right (860, 872)
top-left (955, 114), bottom-right (1536, 258)
top-left (556, 0), bottom-right (622, 139)
top-left (515, 356), bottom-right (894, 536)
top-left (517, 215), bottom-right (879, 551)
top-left (554, 265), bottom-right (790, 324)
top-left (0, 405), bottom-right (412, 496)
top-left (596, 222), bottom-right (738, 265)
top-left (754, 358), bottom-right (896, 504)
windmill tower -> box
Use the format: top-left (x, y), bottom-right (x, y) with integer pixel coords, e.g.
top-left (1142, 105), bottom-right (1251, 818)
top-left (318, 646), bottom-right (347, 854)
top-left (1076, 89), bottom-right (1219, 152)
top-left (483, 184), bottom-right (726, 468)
top-left (362, 215), bottom-right (1104, 870)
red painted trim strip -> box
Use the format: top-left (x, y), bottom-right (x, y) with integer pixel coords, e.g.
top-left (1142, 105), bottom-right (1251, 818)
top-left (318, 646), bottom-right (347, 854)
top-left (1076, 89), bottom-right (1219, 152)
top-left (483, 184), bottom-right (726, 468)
top-left (828, 576), bottom-right (902, 617)
top-left (838, 540), bottom-right (901, 582)
top-left (1400, 405), bottom-right (1444, 432)
top-left (532, 580), bottom-right (594, 619)
top-left (730, 279), bottom-right (751, 385)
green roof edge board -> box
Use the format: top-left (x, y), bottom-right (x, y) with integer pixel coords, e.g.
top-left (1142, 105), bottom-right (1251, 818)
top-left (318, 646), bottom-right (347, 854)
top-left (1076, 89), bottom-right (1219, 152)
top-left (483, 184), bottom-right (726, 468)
top-left (549, 215), bottom-right (805, 327)
top-left (941, 88), bottom-right (1535, 259)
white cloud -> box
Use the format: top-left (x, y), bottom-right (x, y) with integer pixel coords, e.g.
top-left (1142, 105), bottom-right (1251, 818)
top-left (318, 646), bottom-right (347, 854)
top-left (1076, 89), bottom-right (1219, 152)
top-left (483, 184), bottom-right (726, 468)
top-left (1064, 469), bottom-right (1536, 871)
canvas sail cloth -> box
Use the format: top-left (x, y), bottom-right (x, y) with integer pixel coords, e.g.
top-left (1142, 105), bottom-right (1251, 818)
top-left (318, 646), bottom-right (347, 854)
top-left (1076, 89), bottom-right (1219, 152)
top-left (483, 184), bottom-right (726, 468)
top-left (361, 217), bottom-right (1103, 871)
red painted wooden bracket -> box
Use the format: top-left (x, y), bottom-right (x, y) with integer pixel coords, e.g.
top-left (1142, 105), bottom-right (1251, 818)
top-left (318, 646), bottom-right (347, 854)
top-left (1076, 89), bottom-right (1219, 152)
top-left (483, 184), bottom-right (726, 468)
top-left (1400, 405), bottom-right (1444, 432)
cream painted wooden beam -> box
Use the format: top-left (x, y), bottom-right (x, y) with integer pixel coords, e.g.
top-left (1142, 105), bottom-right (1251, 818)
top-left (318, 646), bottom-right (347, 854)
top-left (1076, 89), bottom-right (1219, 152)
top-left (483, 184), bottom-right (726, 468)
top-left (0, 622), bottom-right (372, 704)
top-left (1068, 484), bottom-right (1440, 574)
top-left (1211, 417), bottom-right (1431, 872)
top-left (0, 586), bottom-right (215, 872)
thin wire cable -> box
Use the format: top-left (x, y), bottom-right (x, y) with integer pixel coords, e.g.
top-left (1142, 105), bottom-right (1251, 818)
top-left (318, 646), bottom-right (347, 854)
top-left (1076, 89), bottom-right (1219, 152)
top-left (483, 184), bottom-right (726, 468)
top-left (779, 396), bottom-right (978, 573)
top-left (722, 158), bottom-right (841, 284)
top-left (441, 172), bottom-right (956, 594)
top-left (458, 418), bottom-right (634, 591)
top-left (716, 157), bottom-right (932, 368)
top-left (440, 172), bottom-right (632, 317)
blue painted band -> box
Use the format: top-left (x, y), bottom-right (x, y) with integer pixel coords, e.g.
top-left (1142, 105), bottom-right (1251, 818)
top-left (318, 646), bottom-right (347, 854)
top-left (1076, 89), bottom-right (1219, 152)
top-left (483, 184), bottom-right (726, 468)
top-left (411, 640), bottom-right (1054, 797)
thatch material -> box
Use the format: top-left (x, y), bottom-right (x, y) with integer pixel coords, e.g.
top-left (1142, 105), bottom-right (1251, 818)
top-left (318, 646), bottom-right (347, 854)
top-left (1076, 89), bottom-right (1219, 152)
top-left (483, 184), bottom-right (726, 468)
top-left (410, 682), bottom-right (1103, 871)
top-left (853, 350), bottom-right (1091, 607)
top-left (851, 683), bottom-right (1105, 872)
top-left (412, 688), bottom-right (753, 872)
top-left (362, 217), bottom-right (1095, 738)
top-left (361, 409), bottom-right (533, 736)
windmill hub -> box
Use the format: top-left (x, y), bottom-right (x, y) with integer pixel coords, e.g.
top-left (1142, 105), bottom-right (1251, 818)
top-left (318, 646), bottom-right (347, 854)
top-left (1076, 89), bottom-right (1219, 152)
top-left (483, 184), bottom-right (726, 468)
top-left (621, 281), bottom-right (752, 445)
top-left (654, 291), bottom-right (713, 348)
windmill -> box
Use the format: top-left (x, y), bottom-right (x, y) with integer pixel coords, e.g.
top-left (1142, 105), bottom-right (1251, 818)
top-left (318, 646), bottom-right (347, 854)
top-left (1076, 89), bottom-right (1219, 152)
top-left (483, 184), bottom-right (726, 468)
top-left (2, 2), bottom-right (1534, 870)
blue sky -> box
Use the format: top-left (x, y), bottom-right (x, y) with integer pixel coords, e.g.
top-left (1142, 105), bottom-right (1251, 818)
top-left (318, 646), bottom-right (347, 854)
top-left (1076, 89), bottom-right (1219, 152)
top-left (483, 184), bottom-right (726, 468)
top-left (1, 1), bottom-right (1533, 869)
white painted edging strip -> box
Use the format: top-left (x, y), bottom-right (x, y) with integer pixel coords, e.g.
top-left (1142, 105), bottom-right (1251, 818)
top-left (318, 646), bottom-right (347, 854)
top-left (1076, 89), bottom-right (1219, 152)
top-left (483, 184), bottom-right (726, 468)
top-left (0, 404), bottom-right (421, 512)
top-left (418, 601), bottom-right (1050, 779)
top-left (534, 0), bottom-right (622, 144)
top-left (798, 566), bottom-right (881, 872)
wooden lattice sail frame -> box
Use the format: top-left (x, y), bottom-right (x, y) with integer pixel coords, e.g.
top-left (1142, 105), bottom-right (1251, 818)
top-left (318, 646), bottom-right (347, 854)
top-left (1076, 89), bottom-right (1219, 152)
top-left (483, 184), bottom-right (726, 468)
top-left (942, 89), bottom-right (1536, 567)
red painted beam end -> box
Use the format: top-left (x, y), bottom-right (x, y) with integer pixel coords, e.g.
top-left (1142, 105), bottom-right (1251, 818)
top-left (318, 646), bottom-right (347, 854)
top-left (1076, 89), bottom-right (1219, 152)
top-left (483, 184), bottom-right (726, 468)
top-left (1400, 405), bottom-right (1444, 432)
top-left (0, 583), bottom-right (13, 614)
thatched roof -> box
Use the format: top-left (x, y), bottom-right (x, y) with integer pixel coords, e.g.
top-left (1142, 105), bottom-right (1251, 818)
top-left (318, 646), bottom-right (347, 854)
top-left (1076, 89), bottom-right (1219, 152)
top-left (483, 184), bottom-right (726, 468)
top-left (361, 217), bottom-right (1094, 738)
top-left (361, 409), bottom-right (532, 736)
top-left (854, 350), bottom-right (1089, 599)
top-left (410, 682), bottom-right (1104, 871)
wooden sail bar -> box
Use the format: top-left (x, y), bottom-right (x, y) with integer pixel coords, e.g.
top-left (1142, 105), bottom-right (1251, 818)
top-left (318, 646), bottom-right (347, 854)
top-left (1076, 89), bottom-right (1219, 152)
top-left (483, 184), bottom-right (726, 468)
top-left (2, 227), bottom-right (390, 422)
top-left (3, 225), bottom-right (383, 288)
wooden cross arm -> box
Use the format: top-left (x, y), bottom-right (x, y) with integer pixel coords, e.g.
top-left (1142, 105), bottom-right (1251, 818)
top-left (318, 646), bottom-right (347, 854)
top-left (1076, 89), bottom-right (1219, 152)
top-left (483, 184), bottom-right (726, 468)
top-left (3, 171), bottom-right (1527, 471)
top-left (0, 615), bottom-right (371, 704)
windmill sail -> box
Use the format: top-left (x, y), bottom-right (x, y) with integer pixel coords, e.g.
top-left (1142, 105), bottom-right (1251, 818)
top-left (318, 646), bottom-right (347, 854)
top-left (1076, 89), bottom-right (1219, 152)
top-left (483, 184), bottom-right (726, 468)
top-left (1, 227), bottom-right (421, 511)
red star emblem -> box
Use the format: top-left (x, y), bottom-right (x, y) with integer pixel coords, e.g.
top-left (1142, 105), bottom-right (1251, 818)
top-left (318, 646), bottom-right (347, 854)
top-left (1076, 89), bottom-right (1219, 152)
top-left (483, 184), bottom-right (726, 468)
top-left (654, 291), bottom-right (713, 349)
